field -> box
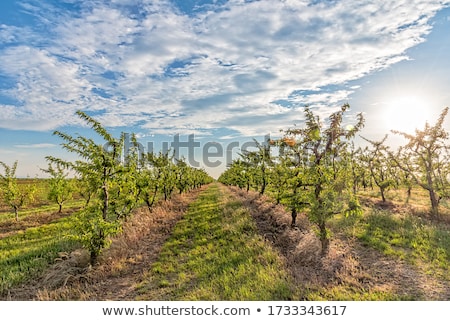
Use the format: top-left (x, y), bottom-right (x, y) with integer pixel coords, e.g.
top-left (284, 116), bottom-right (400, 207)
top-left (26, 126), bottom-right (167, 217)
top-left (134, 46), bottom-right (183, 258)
top-left (1, 180), bottom-right (449, 300)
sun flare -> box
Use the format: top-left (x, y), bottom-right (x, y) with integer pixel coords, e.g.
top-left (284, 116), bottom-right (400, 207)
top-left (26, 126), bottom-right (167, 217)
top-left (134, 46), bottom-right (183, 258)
top-left (383, 95), bottom-right (431, 133)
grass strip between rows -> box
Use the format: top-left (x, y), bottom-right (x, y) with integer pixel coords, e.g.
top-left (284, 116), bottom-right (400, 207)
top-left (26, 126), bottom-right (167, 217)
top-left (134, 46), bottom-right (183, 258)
top-left (136, 183), bottom-right (293, 300)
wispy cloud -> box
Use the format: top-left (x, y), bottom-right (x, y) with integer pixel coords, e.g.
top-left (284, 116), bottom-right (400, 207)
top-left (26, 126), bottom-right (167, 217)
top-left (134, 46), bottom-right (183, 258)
top-left (14, 143), bottom-right (57, 149)
top-left (0, 0), bottom-right (448, 136)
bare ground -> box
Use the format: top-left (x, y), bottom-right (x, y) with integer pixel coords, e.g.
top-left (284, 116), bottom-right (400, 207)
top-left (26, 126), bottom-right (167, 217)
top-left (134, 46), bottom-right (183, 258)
top-left (228, 186), bottom-right (450, 300)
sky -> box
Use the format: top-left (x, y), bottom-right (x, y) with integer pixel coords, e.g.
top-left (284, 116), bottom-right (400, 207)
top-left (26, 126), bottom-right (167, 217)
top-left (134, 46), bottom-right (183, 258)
top-left (0, 0), bottom-right (450, 178)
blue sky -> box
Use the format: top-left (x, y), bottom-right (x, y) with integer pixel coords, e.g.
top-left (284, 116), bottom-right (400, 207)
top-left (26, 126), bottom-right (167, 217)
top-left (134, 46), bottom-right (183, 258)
top-left (1, 0), bottom-right (450, 178)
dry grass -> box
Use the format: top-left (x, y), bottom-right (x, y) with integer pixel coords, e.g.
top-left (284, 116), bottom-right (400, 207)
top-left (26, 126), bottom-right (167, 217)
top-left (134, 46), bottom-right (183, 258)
top-left (40, 249), bottom-right (91, 289)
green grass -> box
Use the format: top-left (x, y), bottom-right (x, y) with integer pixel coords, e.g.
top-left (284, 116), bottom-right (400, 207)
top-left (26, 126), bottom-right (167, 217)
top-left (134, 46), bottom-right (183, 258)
top-left (136, 183), bottom-right (293, 300)
top-left (0, 214), bottom-right (80, 295)
top-left (0, 200), bottom-right (85, 223)
top-left (0, 180), bottom-right (89, 295)
top-left (331, 208), bottom-right (450, 280)
top-left (304, 286), bottom-right (414, 301)
top-left (358, 187), bottom-right (450, 213)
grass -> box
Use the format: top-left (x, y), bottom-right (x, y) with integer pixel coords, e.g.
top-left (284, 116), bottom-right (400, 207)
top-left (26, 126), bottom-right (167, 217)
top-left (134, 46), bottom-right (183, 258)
top-left (331, 208), bottom-right (450, 280)
top-left (329, 186), bottom-right (450, 280)
top-left (0, 200), bottom-right (84, 223)
top-left (0, 180), bottom-right (89, 295)
top-left (136, 183), bottom-right (293, 300)
top-left (0, 213), bottom-right (80, 295)
top-left (360, 210), bottom-right (449, 278)
top-left (305, 286), bottom-right (413, 301)
top-left (358, 187), bottom-right (450, 212)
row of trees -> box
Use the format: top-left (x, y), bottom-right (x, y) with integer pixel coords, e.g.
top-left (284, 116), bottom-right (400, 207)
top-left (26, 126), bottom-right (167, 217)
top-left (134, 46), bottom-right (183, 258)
top-left (219, 105), bottom-right (450, 254)
top-left (0, 111), bottom-right (213, 264)
top-left (0, 161), bottom-right (37, 221)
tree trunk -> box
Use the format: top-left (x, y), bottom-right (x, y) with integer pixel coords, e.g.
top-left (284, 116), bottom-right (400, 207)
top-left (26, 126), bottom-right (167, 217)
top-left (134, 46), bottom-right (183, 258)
top-left (406, 187), bottom-right (412, 204)
top-left (102, 186), bottom-right (109, 220)
top-left (14, 206), bottom-right (19, 222)
top-left (425, 162), bottom-right (440, 218)
top-left (151, 186), bottom-right (158, 209)
top-left (84, 193), bottom-right (91, 207)
top-left (319, 221), bottom-right (329, 256)
top-left (291, 208), bottom-right (297, 227)
top-left (260, 176), bottom-right (266, 195)
top-left (429, 189), bottom-right (440, 218)
top-left (90, 251), bottom-right (98, 266)
top-left (145, 198), bottom-right (153, 212)
top-left (320, 237), bottom-right (330, 256)
top-left (380, 186), bottom-right (386, 203)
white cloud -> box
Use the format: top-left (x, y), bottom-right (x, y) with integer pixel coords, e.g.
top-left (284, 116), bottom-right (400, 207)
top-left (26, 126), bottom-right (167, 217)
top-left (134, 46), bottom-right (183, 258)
top-left (14, 143), bottom-right (57, 149)
top-left (0, 0), bottom-right (448, 136)
top-left (0, 25), bottom-right (35, 43)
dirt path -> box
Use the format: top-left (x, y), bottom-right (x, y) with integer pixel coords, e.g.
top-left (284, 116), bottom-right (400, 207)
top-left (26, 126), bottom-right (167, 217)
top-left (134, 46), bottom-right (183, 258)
top-left (3, 186), bottom-right (206, 300)
top-left (228, 186), bottom-right (450, 300)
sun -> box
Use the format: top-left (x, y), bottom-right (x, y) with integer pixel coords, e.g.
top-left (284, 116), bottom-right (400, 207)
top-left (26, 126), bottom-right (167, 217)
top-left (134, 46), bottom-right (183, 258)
top-left (383, 95), bottom-right (431, 133)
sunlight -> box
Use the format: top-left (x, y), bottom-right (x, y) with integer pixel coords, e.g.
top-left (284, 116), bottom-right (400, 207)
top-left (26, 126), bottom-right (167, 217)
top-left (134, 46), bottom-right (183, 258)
top-left (383, 95), bottom-right (431, 133)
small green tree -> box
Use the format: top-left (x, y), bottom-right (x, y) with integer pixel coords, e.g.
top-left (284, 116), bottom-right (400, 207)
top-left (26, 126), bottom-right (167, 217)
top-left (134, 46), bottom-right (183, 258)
top-left (360, 135), bottom-right (396, 203)
top-left (391, 107), bottom-right (450, 218)
top-left (76, 173), bottom-right (95, 207)
top-left (137, 152), bottom-right (160, 211)
top-left (0, 161), bottom-right (36, 221)
top-left (281, 104), bottom-right (364, 254)
top-left (42, 163), bottom-right (74, 213)
top-left (175, 157), bottom-right (192, 195)
top-left (191, 167), bottom-right (213, 188)
top-left (271, 136), bottom-right (311, 226)
top-left (219, 159), bottom-right (254, 192)
top-left (46, 110), bottom-right (128, 264)
top-left (240, 139), bottom-right (273, 195)
top-left (268, 158), bottom-right (291, 205)
top-left (110, 134), bottom-right (141, 220)
top-left (347, 142), bottom-right (369, 194)
top-left (149, 151), bottom-right (177, 201)
top-left (137, 150), bottom-right (176, 210)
